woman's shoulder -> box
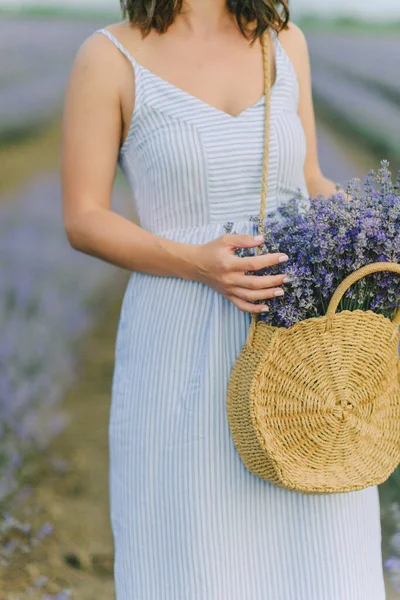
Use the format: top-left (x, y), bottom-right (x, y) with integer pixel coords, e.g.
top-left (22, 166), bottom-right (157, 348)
top-left (70, 21), bottom-right (143, 79)
top-left (276, 21), bottom-right (310, 81)
top-left (67, 21), bottom-right (140, 100)
top-left (277, 21), bottom-right (308, 54)
top-left (92, 21), bottom-right (144, 51)
top-left (74, 21), bottom-right (139, 62)
top-left (61, 21), bottom-right (139, 141)
top-left (70, 22), bottom-right (124, 74)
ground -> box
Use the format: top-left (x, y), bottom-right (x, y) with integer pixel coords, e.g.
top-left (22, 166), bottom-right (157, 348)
top-left (1, 286), bottom-right (127, 600)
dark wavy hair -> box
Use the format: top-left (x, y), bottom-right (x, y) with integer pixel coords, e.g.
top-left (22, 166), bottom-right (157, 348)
top-left (120, 0), bottom-right (289, 42)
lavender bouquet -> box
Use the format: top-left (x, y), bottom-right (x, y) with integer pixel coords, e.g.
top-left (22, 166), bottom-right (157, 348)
top-left (225, 160), bottom-right (400, 328)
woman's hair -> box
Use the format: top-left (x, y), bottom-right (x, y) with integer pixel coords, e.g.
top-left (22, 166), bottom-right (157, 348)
top-left (120, 0), bottom-right (289, 41)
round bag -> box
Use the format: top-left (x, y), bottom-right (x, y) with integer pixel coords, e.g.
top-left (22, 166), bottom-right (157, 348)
top-left (226, 30), bottom-right (400, 495)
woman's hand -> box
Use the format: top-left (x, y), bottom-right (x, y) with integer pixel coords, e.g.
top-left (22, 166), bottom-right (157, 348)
top-left (192, 234), bottom-right (290, 313)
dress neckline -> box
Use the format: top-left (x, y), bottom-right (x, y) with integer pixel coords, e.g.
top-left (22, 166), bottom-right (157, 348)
top-left (100, 27), bottom-right (282, 121)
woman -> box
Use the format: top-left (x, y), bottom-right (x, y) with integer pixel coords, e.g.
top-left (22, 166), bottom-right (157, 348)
top-left (61, 0), bottom-right (386, 598)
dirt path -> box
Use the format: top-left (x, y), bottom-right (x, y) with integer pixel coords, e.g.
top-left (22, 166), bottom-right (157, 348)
top-left (2, 280), bottom-right (128, 600)
top-left (0, 116), bottom-right (62, 199)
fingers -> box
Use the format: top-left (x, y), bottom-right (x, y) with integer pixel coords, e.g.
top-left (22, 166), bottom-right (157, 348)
top-left (229, 286), bottom-right (284, 303)
top-left (219, 234), bottom-right (290, 314)
top-left (221, 233), bottom-right (289, 272)
top-left (228, 295), bottom-right (270, 313)
top-left (232, 251), bottom-right (289, 272)
top-left (232, 273), bottom-right (290, 290)
top-left (223, 233), bottom-right (265, 249)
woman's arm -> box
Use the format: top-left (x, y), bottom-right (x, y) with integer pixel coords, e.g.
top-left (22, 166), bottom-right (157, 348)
top-left (61, 33), bottom-right (201, 280)
top-left (278, 22), bottom-right (339, 198)
top-left (61, 32), bottom-right (289, 313)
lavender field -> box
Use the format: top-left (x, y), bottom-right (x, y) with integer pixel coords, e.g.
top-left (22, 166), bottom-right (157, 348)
top-left (0, 12), bottom-right (399, 599)
top-left (0, 175), bottom-right (131, 595)
top-left (307, 31), bottom-right (400, 166)
top-left (0, 175), bottom-right (129, 505)
top-left (1, 16), bottom-right (400, 166)
top-left (0, 17), bottom-right (106, 137)
top-left (307, 32), bottom-right (400, 99)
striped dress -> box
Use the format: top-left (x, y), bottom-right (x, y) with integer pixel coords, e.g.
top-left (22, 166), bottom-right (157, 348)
top-left (96, 27), bottom-right (386, 600)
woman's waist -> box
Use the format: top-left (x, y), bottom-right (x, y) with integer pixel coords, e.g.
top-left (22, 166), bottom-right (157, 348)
top-left (148, 217), bottom-right (258, 244)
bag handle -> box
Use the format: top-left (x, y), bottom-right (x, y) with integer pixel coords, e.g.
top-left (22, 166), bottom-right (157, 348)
top-left (326, 262), bottom-right (400, 325)
top-left (250, 28), bottom-right (272, 331)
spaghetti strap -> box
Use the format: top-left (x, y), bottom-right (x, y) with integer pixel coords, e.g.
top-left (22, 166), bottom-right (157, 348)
top-left (95, 28), bottom-right (139, 68)
top-left (95, 27), bottom-right (142, 146)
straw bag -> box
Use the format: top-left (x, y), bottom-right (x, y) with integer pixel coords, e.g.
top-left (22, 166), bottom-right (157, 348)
top-left (226, 29), bottom-right (400, 495)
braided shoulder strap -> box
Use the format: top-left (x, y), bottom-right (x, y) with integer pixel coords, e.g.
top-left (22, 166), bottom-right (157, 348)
top-left (250, 29), bottom-right (272, 329)
top-left (258, 29), bottom-right (272, 236)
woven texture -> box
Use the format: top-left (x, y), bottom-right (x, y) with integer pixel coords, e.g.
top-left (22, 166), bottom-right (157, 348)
top-left (227, 32), bottom-right (400, 494)
top-left (227, 298), bottom-right (400, 493)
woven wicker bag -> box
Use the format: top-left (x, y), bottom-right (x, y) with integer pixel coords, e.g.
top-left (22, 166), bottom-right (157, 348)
top-left (226, 30), bottom-right (400, 494)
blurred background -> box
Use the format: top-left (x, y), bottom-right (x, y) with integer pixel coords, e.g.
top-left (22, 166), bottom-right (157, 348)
top-left (0, 1), bottom-right (399, 599)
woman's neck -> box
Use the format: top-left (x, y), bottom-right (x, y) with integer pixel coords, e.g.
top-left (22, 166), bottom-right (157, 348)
top-left (174, 0), bottom-right (235, 37)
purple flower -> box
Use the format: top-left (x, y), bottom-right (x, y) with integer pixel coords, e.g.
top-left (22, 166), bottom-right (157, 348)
top-left (54, 591), bottom-right (72, 600)
top-left (384, 556), bottom-right (400, 573)
top-left (0, 175), bottom-right (125, 544)
top-left (224, 160), bottom-right (400, 328)
top-left (36, 522), bottom-right (54, 540)
top-left (34, 575), bottom-right (49, 588)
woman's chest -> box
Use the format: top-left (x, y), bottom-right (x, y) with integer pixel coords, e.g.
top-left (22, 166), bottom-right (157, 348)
top-left (121, 33), bottom-right (274, 122)
top-left (120, 97), bottom-right (308, 224)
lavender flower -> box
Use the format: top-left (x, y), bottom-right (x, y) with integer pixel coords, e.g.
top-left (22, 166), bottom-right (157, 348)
top-left (33, 575), bottom-right (48, 588)
top-left (0, 174), bottom-right (129, 567)
top-left (224, 161), bottom-right (400, 328)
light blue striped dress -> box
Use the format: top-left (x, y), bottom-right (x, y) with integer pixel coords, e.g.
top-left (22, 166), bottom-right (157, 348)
top-left (96, 27), bottom-right (386, 600)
